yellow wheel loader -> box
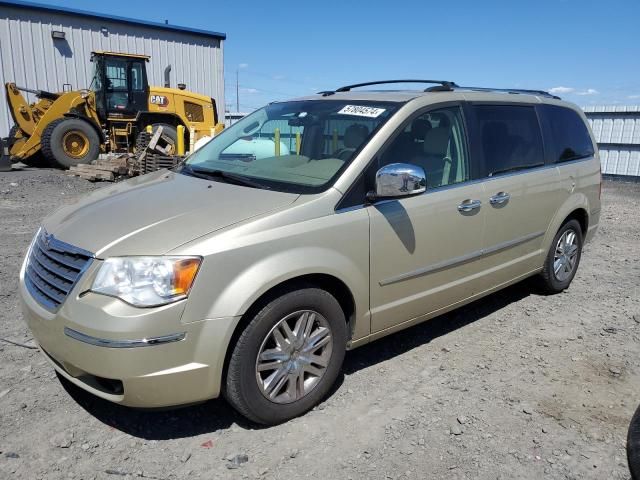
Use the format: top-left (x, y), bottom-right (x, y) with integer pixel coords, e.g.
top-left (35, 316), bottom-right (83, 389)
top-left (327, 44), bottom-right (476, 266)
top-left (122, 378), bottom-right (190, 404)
top-left (4, 51), bottom-right (224, 168)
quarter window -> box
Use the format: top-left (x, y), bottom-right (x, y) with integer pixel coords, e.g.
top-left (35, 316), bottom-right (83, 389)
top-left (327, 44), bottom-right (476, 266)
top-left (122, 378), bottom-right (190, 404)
top-left (542, 105), bottom-right (595, 163)
top-left (474, 105), bottom-right (544, 177)
top-left (381, 106), bottom-right (469, 189)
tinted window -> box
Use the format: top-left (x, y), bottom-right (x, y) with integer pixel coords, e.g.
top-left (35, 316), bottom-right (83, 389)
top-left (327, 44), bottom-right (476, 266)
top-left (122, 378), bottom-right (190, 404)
top-left (542, 105), bottom-right (594, 162)
top-left (474, 105), bottom-right (544, 177)
top-left (380, 106), bottom-right (469, 189)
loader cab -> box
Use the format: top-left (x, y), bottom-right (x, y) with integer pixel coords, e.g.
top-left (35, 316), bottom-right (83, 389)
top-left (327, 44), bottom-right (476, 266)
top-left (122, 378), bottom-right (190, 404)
top-left (91, 52), bottom-right (149, 119)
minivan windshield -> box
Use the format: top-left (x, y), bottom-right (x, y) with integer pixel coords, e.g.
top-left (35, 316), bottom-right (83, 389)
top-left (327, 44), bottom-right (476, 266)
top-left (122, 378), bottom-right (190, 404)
top-left (182, 100), bottom-right (399, 193)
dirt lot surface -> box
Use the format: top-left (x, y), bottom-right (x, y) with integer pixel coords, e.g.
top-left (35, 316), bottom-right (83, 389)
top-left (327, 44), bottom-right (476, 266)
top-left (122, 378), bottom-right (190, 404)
top-left (0, 167), bottom-right (639, 480)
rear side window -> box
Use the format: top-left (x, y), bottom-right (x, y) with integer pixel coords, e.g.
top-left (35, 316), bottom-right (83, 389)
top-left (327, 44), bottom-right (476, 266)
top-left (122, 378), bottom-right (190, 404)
top-left (473, 105), bottom-right (544, 177)
top-left (542, 105), bottom-right (595, 163)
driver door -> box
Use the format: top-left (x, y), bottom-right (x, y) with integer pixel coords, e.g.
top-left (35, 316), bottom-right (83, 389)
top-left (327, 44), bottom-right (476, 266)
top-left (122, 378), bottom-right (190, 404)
top-left (369, 105), bottom-right (488, 332)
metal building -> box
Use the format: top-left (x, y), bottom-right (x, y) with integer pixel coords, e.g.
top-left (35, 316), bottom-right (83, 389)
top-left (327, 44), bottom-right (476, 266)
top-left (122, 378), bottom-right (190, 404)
top-left (0, 0), bottom-right (225, 136)
top-left (583, 105), bottom-right (640, 178)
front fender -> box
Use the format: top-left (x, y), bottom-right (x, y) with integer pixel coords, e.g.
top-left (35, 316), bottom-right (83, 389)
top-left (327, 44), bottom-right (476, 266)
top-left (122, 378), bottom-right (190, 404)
top-left (178, 207), bottom-right (372, 340)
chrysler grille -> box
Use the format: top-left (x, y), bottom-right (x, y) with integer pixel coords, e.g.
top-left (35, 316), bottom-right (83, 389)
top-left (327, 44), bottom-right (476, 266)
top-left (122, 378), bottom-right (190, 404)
top-left (24, 230), bottom-right (93, 311)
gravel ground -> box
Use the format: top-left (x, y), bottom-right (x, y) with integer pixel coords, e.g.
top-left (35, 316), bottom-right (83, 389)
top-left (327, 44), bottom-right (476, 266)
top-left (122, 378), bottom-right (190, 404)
top-left (0, 167), bottom-right (639, 480)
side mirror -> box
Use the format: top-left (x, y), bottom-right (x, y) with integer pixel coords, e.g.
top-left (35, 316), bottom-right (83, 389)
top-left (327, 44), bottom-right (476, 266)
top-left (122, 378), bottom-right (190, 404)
top-left (368, 163), bottom-right (426, 201)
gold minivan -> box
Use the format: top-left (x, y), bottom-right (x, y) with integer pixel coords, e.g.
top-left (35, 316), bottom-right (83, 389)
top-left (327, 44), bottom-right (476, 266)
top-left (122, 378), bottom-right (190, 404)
top-left (19, 80), bottom-right (601, 424)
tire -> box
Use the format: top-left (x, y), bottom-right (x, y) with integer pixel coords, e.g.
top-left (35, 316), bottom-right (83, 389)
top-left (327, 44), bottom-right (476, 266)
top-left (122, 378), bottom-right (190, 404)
top-left (41, 118), bottom-right (100, 169)
top-left (628, 403), bottom-right (640, 480)
top-left (149, 123), bottom-right (177, 155)
top-left (224, 287), bottom-right (347, 425)
top-left (539, 219), bottom-right (583, 293)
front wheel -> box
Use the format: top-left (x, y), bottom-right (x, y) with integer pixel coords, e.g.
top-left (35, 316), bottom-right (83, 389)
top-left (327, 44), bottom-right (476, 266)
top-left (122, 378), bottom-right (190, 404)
top-left (539, 219), bottom-right (583, 293)
top-left (224, 288), bottom-right (347, 425)
top-left (41, 118), bottom-right (100, 168)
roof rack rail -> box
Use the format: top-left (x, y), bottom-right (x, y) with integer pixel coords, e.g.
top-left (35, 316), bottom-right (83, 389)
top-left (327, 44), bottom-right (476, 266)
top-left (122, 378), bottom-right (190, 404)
top-left (327, 79), bottom-right (459, 94)
top-left (454, 86), bottom-right (561, 99)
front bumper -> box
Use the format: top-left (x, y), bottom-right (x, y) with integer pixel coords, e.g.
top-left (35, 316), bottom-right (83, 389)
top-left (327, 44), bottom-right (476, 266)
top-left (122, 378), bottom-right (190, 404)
top-left (19, 268), bottom-right (240, 408)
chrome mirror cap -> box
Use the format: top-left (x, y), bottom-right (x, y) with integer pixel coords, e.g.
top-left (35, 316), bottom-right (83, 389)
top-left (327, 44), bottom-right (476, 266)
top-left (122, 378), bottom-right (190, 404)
top-left (371, 163), bottom-right (427, 200)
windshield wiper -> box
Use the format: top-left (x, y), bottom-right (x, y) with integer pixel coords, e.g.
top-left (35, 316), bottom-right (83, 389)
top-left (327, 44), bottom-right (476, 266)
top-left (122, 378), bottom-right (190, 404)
top-left (489, 163), bottom-right (544, 177)
top-left (181, 164), bottom-right (270, 190)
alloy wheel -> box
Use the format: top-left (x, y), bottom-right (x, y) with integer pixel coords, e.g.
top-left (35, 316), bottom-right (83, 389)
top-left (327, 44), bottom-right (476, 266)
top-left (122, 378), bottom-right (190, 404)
top-left (255, 310), bottom-right (333, 404)
top-left (553, 228), bottom-right (579, 282)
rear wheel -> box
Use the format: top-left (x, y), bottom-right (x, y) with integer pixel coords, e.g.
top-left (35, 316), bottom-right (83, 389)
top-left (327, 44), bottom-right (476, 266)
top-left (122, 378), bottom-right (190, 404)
top-left (147, 124), bottom-right (177, 155)
top-left (41, 118), bottom-right (100, 168)
top-left (539, 219), bottom-right (583, 293)
top-left (224, 287), bottom-right (347, 425)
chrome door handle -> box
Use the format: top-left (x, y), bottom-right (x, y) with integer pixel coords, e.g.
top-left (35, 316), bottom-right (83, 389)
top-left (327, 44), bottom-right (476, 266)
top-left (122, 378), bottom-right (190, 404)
top-left (489, 192), bottom-right (511, 205)
top-left (457, 199), bottom-right (482, 213)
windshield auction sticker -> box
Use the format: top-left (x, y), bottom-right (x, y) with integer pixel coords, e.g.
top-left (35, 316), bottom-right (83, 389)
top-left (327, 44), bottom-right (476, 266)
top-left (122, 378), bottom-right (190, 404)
top-left (337, 105), bottom-right (386, 118)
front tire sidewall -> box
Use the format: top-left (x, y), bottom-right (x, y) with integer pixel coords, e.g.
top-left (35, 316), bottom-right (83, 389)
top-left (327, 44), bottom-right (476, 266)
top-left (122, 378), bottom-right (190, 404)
top-left (226, 288), bottom-right (347, 425)
top-left (544, 219), bottom-right (583, 292)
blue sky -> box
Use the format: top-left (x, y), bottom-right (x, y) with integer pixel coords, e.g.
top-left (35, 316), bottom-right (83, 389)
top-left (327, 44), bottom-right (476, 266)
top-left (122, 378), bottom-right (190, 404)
top-left (35, 0), bottom-right (640, 111)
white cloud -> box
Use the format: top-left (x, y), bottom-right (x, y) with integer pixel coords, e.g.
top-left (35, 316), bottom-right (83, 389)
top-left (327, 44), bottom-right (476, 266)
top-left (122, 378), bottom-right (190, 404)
top-left (628, 94), bottom-right (640, 99)
top-left (242, 88), bottom-right (259, 94)
top-left (549, 86), bottom-right (574, 94)
top-left (575, 88), bottom-right (599, 96)
top-left (273, 74), bottom-right (286, 80)
top-left (549, 86), bottom-right (599, 96)
top-left (238, 63), bottom-right (249, 69)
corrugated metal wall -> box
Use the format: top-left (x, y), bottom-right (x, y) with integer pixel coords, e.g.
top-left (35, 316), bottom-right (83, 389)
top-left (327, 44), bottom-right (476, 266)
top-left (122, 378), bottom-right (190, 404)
top-left (0, 4), bottom-right (224, 136)
top-left (583, 105), bottom-right (640, 177)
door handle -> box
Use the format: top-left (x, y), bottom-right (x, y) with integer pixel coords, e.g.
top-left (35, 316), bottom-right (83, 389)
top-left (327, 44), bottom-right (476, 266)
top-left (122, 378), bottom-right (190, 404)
top-left (489, 192), bottom-right (511, 205)
top-left (457, 199), bottom-right (482, 213)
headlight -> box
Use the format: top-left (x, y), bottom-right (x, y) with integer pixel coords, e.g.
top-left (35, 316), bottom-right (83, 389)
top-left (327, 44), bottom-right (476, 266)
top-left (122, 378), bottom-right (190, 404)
top-left (91, 256), bottom-right (201, 307)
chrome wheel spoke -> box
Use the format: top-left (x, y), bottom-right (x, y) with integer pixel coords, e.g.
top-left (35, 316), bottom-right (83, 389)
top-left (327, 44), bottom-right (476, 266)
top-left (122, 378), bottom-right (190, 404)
top-left (554, 258), bottom-right (564, 275)
top-left (303, 364), bottom-right (325, 377)
top-left (272, 328), bottom-right (290, 351)
top-left (308, 352), bottom-right (330, 368)
top-left (303, 327), bottom-right (331, 353)
top-left (264, 367), bottom-right (288, 398)
top-left (280, 321), bottom-right (297, 346)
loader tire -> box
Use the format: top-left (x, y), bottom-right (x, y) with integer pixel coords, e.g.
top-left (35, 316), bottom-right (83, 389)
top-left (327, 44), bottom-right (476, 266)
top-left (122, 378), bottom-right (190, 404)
top-left (41, 118), bottom-right (100, 169)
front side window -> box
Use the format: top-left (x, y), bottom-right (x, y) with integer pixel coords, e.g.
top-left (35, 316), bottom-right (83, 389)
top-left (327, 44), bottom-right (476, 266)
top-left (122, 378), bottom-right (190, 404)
top-left (380, 106), bottom-right (469, 189)
top-left (183, 100), bottom-right (400, 193)
top-left (542, 105), bottom-right (595, 163)
top-left (474, 105), bottom-right (544, 177)
top-left (105, 59), bottom-right (128, 89)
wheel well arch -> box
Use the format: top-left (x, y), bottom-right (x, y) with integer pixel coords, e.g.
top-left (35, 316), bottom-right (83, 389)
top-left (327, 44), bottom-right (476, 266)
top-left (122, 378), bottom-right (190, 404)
top-left (563, 208), bottom-right (588, 236)
top-left (135, 112), bottom-right (188, 143)
top-left (221, 273), bottom-right (356, 386)
top-left (136, 112), bottom-right (185, 129)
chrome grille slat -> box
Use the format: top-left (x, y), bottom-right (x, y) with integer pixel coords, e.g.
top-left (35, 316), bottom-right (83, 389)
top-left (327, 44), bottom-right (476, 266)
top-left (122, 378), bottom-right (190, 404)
top-left (32, 249), bottom-right (76, 282)
top-left (25, 265), bottom-right (67, 303)
top-left (35, 236), bottom-right (86, 271)
top-left (27, 261), bottom-right (72, 294)
top-left (25, 230), bottom-right (93, 312)
top-left (24, 276), bottom-right (59, 310)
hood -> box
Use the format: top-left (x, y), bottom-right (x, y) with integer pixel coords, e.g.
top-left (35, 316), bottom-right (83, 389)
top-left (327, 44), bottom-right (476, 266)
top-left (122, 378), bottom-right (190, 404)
top-left (43, 170), bottom-right (299, 257)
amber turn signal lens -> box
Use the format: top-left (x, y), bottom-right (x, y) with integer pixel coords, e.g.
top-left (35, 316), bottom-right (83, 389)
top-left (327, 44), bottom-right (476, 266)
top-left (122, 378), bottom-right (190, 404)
top-left (173, 258), bottom-right (201, 295)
